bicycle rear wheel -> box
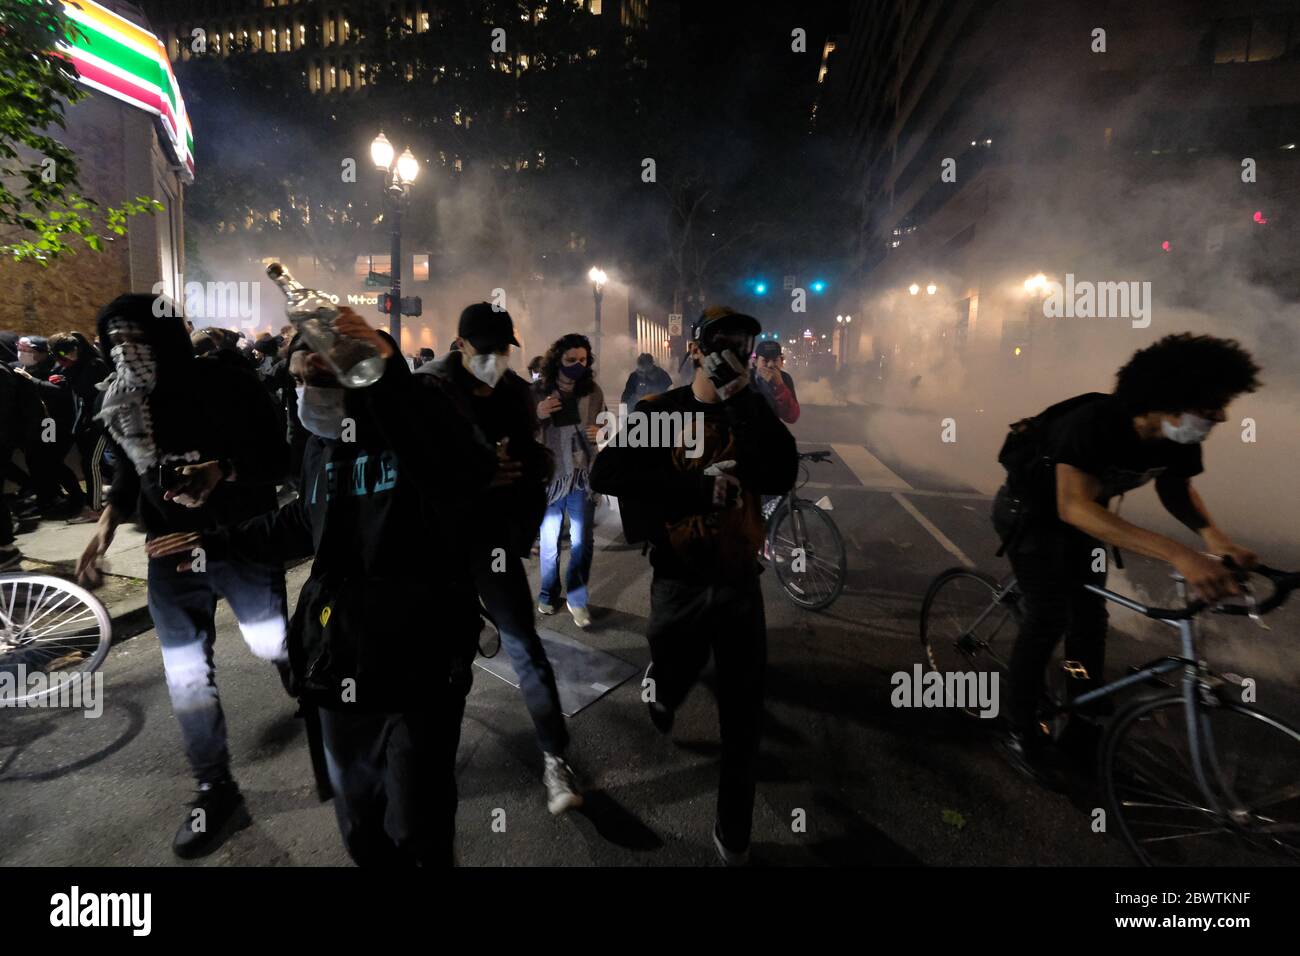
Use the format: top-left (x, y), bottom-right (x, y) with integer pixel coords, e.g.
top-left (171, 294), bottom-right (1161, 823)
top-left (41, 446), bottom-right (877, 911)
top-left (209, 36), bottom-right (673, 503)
top-left (1102, 692), bottom-right (1300, 866)
top-left (768, 498), bottom-right (847, 611)
top-left (920, 568), bottom-right (1018, 676)
top-left (0, 575), bottom-right (112, 705)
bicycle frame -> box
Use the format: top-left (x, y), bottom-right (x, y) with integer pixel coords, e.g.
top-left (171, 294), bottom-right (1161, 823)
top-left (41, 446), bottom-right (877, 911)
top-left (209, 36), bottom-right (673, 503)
top-left (1033, 575), bottom-right (1236, 820)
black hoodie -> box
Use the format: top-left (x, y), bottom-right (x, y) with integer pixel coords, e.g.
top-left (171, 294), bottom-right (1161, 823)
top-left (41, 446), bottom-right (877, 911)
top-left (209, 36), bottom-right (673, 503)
top-left (96, 294), bottom-right (288, 535)
top-left (209, 345), bottom-right (499, 712)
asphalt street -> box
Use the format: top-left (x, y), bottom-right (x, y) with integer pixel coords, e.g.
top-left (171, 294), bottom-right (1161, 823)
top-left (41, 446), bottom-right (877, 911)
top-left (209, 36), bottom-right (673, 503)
top-left (3, 403), bottom-right (1298, 867)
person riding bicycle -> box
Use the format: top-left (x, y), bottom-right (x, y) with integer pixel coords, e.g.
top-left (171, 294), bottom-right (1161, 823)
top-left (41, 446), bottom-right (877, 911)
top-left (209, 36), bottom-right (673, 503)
top-left (991, 333), bottom-right (1262, 784)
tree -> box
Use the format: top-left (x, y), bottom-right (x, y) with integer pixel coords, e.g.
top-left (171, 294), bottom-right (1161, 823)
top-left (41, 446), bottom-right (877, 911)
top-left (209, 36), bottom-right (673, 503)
top-left (0, 0), bottom-right (161, 263)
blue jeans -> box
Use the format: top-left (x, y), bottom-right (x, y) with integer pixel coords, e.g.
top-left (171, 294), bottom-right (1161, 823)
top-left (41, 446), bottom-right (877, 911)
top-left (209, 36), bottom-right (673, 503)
top-left (538, 488), bottom-right (595, 609)
top-left (474, 555), bottom-right (568, 754)
top-left (147, 555), bottom-right (289, 785)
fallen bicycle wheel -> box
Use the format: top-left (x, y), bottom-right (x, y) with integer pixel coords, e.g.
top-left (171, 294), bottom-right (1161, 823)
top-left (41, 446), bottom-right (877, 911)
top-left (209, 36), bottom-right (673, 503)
top-left (0, 574), bottom-right (112, 705)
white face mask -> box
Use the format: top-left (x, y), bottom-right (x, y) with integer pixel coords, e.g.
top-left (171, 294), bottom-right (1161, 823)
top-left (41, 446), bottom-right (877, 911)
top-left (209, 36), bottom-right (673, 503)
top-left (530, 370), bottom-right (541, 382)
top-left (1161, 412), bottom-right (1216, 444)
top-left (467, 352), bottom-right (509, 389)
top-left (296, 385), bottom-right (347, 439)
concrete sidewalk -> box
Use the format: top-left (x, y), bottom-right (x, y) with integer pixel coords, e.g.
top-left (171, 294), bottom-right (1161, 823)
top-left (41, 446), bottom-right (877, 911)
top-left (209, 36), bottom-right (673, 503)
top-left (10, 516), bottom-right (153, 643)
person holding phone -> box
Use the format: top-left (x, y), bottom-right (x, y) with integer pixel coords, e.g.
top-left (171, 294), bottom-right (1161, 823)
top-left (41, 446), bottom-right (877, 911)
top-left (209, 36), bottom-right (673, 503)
top-left (533, 333), bottom-right (604, 629)
top-left (74, 293), bottom-right (291, 860)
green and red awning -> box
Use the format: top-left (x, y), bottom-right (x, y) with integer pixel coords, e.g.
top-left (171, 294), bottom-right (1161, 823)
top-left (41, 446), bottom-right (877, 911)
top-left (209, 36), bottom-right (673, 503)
top-left (57, 0), bottom-right (194, 182)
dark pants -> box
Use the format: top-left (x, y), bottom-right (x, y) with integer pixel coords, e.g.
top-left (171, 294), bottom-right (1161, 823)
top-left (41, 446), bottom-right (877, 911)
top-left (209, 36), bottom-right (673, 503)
top-left (318, 708), bottom-right (448, 866)
top-left (31, 438), bottom-right (83, 509)
top-left (73, 428), bottom-right (108, 512)
top-left (646, 573), bottom-right (767, 851)
top-left (0, 442), bottom-right (13, 547)
top-left (147, 555), bottom-right (289, 784)
top-left (995, 490), bottom-right (1109, 736)
top-left (473, 554), bottom-right (568, 755)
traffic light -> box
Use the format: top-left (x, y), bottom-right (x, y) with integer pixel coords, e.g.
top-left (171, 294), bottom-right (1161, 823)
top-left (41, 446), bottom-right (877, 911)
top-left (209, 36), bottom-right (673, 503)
top-left (378, 292), bottom-right (396, 315)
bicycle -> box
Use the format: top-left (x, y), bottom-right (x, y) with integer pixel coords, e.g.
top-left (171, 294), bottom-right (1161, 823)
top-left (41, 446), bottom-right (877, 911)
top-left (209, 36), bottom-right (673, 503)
top-left (920, 560), bottom-right (1300, 865)
top-left (765, 450), bottom-right (847, 611)
top-left (0, 573), bottom-right (113, 706)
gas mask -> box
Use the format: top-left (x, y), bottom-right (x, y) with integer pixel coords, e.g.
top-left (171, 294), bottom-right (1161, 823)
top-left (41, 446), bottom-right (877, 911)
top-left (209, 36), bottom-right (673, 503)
top-left (1161, 412), bottom-right (1216, 444)
top-left (296, 385), bottom-right (347, 440)
top-left (467, 352), bottom-right (510, 389)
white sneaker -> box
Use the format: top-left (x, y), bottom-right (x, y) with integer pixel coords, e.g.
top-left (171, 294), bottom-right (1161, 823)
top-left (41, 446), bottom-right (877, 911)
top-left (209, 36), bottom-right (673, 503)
top-left (536, 602), bottom-right (557, 616)
top-left (713, 822), bottom-right (750, 867)
top-left (542, 753), bottom-right (584, 815)
top-left (567, 602), bottom-right (591, 628)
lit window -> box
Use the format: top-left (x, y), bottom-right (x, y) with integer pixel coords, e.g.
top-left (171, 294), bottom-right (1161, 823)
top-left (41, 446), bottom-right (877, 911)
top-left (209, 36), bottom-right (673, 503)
top-left (591, 0), bottom-right (602, 13)
top-left (413, 255), bottom-right (429, 281)
top-left (419, 12), bottom-right (430, 31)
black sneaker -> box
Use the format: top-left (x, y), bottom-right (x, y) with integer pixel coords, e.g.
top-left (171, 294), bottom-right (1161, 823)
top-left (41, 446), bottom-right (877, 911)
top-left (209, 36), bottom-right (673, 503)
top-left (996, 730), bottom-right (1065, 791)
top-left (644, 663), bottom-right (674, 735)
top-left (172, 778), bottom-right (249, 859)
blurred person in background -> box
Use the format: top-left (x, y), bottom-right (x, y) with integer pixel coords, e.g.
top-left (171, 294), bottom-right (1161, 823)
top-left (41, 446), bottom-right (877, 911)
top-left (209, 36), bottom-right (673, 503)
top-left (621, 352), bottom-right (672, 408)
top-left (14, 335), bottom-right (85, 520)
top-left (49, 332), bottom-right (111, 520)
top-left (750, 340), bottom-right (800, 425)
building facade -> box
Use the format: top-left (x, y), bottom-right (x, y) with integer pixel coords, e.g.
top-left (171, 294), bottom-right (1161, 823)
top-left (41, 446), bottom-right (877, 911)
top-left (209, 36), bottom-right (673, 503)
top-left (0, 0), bottom-right (192, 337)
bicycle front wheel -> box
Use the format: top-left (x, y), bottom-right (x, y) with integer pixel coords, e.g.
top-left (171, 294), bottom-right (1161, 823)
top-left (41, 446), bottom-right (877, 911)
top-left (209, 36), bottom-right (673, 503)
top-left (1102, 692), bottom-right (1300, 866)
top-left (0, 575), bottom-right (112, 705)
top-left (768, 498), bottom-right (847, 611)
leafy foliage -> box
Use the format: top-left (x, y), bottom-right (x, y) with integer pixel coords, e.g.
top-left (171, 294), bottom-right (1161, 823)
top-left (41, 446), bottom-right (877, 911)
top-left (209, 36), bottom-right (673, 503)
top-left (0, 0), bottom-right (162, 264)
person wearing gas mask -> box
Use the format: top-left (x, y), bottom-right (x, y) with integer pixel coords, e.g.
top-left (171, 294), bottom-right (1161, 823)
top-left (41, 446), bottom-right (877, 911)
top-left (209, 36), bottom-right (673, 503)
top-left (418, 303), bottom-right (582, 814)
top-left (620, 352), bottom-right (672, 408)
top-left (75, 294), bottom-right (291, 860)
top-left (533, 333), bottom-right (606, 629)
top-left (148, 310), bottom-right (498, 866)
top-left (589, 307), bottom-right (797, 865)
top-left (990, 333), bottom-right (1264, 785)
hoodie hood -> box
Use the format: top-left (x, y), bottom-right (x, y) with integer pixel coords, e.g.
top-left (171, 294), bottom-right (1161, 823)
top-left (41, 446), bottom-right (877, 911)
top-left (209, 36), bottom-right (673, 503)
top-left (0, 331), bottom-right (18, 365)
top-left (95, 293), bottom-right (194, 374)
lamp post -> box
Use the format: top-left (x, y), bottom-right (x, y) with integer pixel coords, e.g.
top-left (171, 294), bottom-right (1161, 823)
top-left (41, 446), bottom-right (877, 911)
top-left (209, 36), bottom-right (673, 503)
top-left (588, 266), bottom-right (607, 356)
top-left (371, 132), bottom-right (419, 344)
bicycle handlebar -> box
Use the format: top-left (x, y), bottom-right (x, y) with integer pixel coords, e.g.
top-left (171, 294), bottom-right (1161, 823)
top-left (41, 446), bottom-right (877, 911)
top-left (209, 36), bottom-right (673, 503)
top-left (1141, 561), bottom-right (1300, 621)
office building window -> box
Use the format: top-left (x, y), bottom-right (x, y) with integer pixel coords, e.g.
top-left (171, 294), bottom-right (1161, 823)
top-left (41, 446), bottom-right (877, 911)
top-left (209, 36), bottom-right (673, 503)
top-left (413, 255), bottom-right (429, 281)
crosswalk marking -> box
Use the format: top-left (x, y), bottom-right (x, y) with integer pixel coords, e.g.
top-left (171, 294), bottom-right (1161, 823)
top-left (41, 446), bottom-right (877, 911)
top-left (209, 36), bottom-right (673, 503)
top-left (830, 442), bottom-right (913, 491)
top-left (891, 492), bottom-right (976, 568)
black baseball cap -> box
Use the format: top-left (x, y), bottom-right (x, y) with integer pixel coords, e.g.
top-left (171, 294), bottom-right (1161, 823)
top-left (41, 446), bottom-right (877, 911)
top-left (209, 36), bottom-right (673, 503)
top-left (755, 340), bottom-right (782, 359)
top-left (691, 307), bottom-right (761, 344)
top-left (458, 302), bottom-right (520, 353)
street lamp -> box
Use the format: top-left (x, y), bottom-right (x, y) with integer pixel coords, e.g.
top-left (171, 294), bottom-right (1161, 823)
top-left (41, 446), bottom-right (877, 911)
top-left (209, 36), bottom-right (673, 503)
top-left (372, 131), bottom-right (420, 343)
top-left (908, 283), bottom-right (920, 295)
top-left (588, 266), bottom-right (607, 355)
top-left (926, 283), bottom-right (937, 295)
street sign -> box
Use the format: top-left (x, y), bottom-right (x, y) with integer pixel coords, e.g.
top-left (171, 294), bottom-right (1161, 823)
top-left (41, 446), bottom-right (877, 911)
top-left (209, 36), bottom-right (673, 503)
top-left (667, 313), bottom-right (683, 336)
top-left (364, 271), bottom-right (391, 288)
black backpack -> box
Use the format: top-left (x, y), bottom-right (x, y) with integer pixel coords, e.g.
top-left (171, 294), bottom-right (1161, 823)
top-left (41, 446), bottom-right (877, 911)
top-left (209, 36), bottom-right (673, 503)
top-left (994, 391), bottom-right (1107, 554)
